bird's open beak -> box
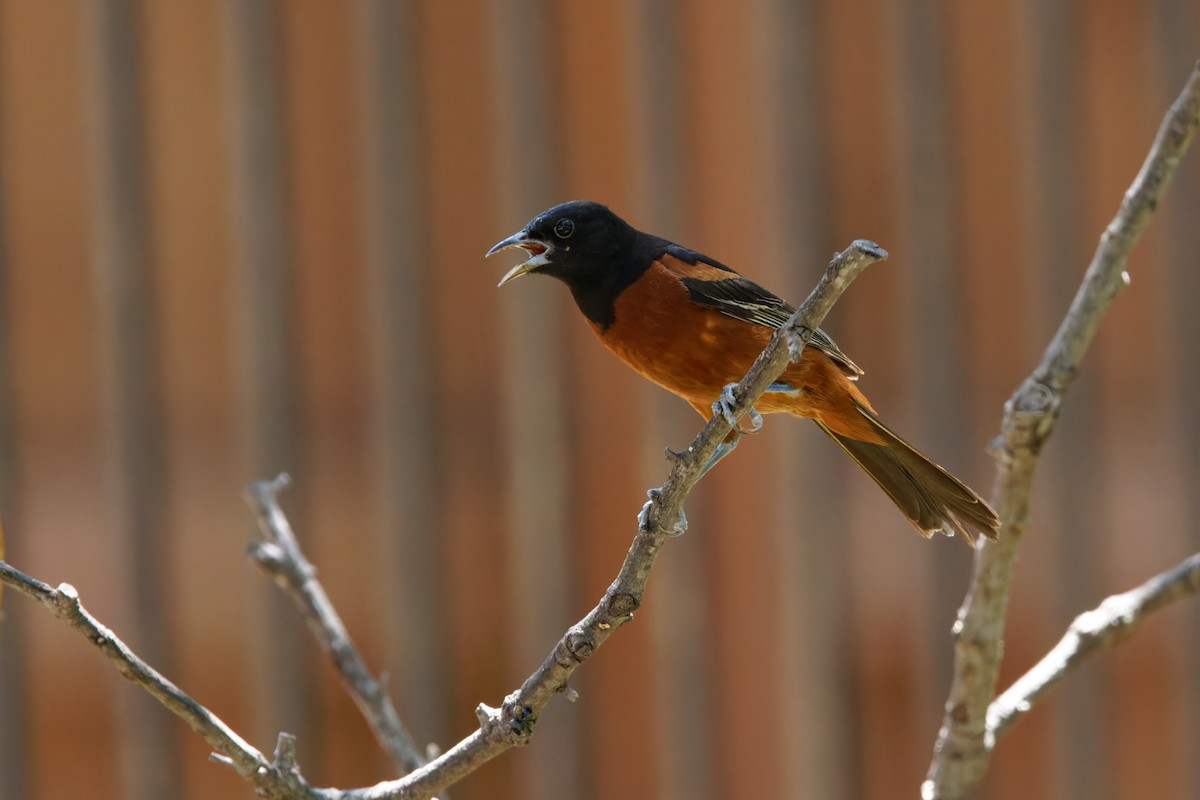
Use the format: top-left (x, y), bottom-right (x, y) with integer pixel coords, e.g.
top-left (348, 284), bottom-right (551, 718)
top-left (487, 230), bottom-right (551, 287)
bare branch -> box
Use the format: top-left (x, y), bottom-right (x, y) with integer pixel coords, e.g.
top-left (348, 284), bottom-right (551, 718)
top-left (987, 552), bottom-right (1200, 742)
top-left (0, 561), bottom-right (353, 799)
top-left (245, 473), bottom-right (426, 775)
top-left (924, 60), bottom-right (1200, 799)
top-left (0, 564), bottom-right (261, 780)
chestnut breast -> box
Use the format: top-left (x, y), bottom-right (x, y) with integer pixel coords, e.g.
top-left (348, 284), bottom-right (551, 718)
top-left (587, 261), bottom-right (773, 406)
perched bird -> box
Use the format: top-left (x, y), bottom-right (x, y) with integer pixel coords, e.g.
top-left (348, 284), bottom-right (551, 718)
top-left (488, 200), bottom-right (999, 545)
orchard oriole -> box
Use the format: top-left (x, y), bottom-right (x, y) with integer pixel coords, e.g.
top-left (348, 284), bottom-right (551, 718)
top-left (488, 200), bottom-right (999, 545)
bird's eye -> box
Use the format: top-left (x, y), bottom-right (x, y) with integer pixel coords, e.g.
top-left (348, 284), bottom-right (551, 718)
top-left (554, 218), bottom-right (575, 239)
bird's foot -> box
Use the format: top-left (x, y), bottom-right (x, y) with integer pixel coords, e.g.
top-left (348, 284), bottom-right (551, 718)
top-left (638, 490), bottom-right (688, 537)
top-left (714, 383), bottom-right (763, 434)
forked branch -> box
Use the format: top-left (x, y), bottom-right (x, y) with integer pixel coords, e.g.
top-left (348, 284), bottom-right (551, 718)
top-left (245, 473), bottom-right (426, 775)
top-left (987, 551), bottom-right (1200, 744)
top-left (924, 60), bottom-right (1200, 800)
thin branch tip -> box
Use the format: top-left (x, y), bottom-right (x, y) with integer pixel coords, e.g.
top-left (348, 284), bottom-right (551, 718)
top-left (273, 732), bottom-right (299, 772)
top-left (850, 239), bottom-right (888, 259)
top-left (245, 472), bottom-right (292, 509)
top-left (475, 703), bottom-right (497, 727)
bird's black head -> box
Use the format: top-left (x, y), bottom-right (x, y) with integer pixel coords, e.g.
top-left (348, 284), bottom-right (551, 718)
top-left (488, 200), bottom-right (651, 326)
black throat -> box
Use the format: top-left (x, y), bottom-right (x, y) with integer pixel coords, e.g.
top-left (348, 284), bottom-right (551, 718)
top-left (562, 233), bottom-right (664, 329)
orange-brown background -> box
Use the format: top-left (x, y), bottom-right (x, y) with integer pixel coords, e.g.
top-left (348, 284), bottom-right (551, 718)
top-left (1, 2), bottom-right (1198, 799)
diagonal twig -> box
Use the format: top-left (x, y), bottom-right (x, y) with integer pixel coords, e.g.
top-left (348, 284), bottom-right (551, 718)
top-left (245, 473), bottom-right (427, 775)
top-left (0, 563), bottom-right (266, 781)
top-left (924, 60), bottom-right (1200, 800)
top-left (0, 561), bottom-right (339, 799)
top-left (987, 551), bottom-right (1200, 743)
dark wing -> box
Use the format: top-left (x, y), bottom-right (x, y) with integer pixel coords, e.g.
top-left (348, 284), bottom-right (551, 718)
top-left (658, 245), bottom-right (864, 379)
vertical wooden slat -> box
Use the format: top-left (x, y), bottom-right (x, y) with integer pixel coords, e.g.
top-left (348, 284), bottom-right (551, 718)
top-left (0, 2), bottom-right (109, 797)
top-left (816, 0), bottom-right (920, 794)
top-left (1082, 5), bottom-right (1180, 800)
top-left (225, 2), bottom-right (300, 492)
top-left (0, 339), bottom-right (27, 798)
top-left (0, 569), bottom-right (27, 797)
top-left (80, 2), bottom-right (177, 798)
top-left (417, 2), bottom-right (515, 797)
top-left (625, 4), bottom-right (719, 800)
top-left (950, 3), bottom-right (1066, 798)
top-left (0, 20), bottom-right (29, 792)
top-left (224, 0), bottom-right (319, 755)
top-left (278, 3), bottom-right (378, 781)
top-left (877, 0), bottom-right (950, 780)
top-left (886, 0), bottom-right (976, 728)
top-left (670, 3), bottom-right (786, 799)
top-left (1033, 15), bottom-right (1107, 799)
top-left (979, 4), bottom-right (1084, 799)
top-left (757, 1), bottom-right (861, 796)
top-left (354, 0), bottom-right (450, 760)
top-left (1064, 6), bottom-right (1155, 800)
top-left (485, 2), bottom-right (582, 799)
top-left (1152, 4), bottom-right (1200, 798)
top-left (553, 5), bottom-right (661, 800)
top-left (135, 2), bottom-right (250, 795)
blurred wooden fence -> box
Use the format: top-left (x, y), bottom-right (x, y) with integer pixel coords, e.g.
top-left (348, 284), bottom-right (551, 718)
top-left (0, 2), bottom-right (1198, 799)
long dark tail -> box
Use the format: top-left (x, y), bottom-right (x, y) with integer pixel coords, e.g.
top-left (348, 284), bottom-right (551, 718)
top-left (815, 406), bottom-right (1000, 546)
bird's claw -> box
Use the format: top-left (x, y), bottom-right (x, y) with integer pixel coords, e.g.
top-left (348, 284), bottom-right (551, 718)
top-left (714, 383), bottom-right (763, 434)
top-left (637, 499), bottom-right (653, 529)
top-left (638, 491), bottom-right (688, 537)
top-left (668, 508), bottom-right (687, 536)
